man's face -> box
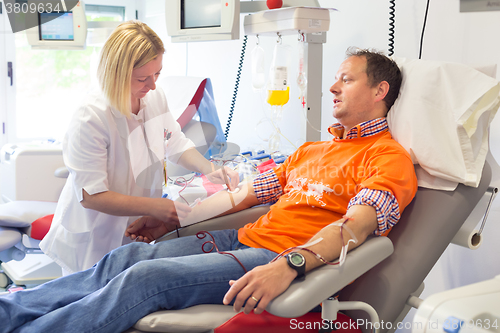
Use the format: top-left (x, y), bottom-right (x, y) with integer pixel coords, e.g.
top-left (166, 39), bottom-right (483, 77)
top-left (329, 56), bottom-right (379, 130)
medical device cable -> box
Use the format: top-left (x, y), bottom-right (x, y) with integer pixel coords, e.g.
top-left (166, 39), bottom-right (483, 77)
top-left (388, 0), bottom-right (396, 56)
top-left (211, 155), bottom-right (260, 181)
top-left (173, 175), bottom-right (197, 205)
top-left (419, 0), bottom-right (431, 59)
top-left (196, 231), bottom-right (248, 272)
top-left (300, 103), bottom-right (321, 134)
top-left (210, 157), bottom-right (239, 167)
top-left (225, 35), bottom-right (248, 140)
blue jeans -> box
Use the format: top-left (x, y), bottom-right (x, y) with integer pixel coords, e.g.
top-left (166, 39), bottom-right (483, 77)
top-left (0, 229), bottom-right (278, 333)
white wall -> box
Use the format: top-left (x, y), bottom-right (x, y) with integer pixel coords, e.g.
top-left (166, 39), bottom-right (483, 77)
top-left (144, 0), bottom-right (500, 327)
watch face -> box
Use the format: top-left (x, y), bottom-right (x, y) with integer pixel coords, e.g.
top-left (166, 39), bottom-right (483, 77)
top-left (290, 253), bottom-right (305, 266)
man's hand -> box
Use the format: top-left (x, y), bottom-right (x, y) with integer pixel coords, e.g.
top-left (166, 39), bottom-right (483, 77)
top-left (125, 216), bottom-right (179, 243)
top-left (223, 259), bottom-right (297, 315)
top-left (205, 166), bottom-right (239, 191)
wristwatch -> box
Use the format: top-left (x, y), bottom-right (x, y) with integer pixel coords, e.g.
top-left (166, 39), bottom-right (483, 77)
top-left (286, 252), bottom-right (306, 279)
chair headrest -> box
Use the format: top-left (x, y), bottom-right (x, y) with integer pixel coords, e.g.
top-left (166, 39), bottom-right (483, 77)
top-left (387, 58), bottom-right (500, 190)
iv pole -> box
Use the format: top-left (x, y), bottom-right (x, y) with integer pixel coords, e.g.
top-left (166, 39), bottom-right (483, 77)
top-left (303, 31), bottom-right (325, 142)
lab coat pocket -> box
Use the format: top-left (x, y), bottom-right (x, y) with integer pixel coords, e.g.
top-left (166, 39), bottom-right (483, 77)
top-left (63, 228), bottom-right (91, 245)
top-left (59, 198), bottom-right (98, 234)
top-left (57, 227), bottom-right (92, 273)
top-left (58, 182), bottom-right (95, 233)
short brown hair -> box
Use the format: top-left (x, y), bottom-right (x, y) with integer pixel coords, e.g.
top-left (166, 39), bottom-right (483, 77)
top-left (346, 47), bottom-right (402, 112)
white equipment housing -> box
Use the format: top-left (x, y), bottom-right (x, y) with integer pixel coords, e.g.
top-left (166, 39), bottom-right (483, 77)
top-left (166, 0), bottom-right (240, 42)
top-left (1, 253), bottom-right (62, 287)
top-left (413, 276), bottom-right (500, 333)
top-left (0, 143), bottom-right (66, 203)
top-left (243, 6), bottom-right (330, 36)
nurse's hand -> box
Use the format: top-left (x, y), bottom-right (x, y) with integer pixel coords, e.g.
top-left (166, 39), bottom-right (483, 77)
top-left (152, 198), bottom-right (192, 222)
top-left (206, 166), bottom-right (239, 191)
top-left (125, 216), bottom-right (179, 242)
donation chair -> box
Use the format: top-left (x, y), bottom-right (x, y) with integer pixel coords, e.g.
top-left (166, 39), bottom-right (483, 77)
top-left (123, 162), bottom-right (494, 333)
top-left (126, 59), bottom-right (500, 332)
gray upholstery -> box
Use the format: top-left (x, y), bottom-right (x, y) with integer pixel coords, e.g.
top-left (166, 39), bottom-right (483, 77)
top-left (0, 227), bottom-right (22, 255)
top-left (339, 162), bottom-right (493, 333)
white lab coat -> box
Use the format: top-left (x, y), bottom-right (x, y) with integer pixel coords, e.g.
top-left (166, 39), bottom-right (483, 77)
top-left (40, 87), bottom-right (194, 273)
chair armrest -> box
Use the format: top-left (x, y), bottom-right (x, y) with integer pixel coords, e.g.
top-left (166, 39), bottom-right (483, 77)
top-left (0, 226), bottom-right (23, 252)
top-left (156, 206), bottom-right (271, 242)
top-left (0, 226), bottom-right (25, 262)
top-left (54, 166), bottom-right (69, 178)
top-left (267, 236), bottom-right (394, 318)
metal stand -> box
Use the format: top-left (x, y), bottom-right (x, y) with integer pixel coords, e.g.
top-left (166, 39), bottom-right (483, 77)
top-left (304, 32), bottom-right (326, 141)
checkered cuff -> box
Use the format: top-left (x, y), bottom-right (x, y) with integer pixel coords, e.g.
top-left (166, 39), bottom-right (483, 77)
top-left (253, 169), bottom-right (283, 204)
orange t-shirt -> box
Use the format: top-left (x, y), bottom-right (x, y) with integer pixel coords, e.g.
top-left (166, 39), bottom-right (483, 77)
top-left (238, 129), bottom-right (417, 254)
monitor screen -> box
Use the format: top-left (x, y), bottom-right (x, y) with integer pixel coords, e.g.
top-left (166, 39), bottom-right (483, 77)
top-left (39, 12), bottom-right (75, 41)
top-left (181, 0), bottom-right (221, 29)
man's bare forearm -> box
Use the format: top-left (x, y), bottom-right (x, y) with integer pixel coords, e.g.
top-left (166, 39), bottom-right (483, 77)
top-left (293, 204), bottom-right (378, 273)
top-left (180, 182), bottom-right (260, 226)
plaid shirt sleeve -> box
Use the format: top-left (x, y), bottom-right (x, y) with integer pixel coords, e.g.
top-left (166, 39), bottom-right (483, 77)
top-left (252, 169), bottom-right (283, 204)
top-left (348, 188), bottom-right (401, 235)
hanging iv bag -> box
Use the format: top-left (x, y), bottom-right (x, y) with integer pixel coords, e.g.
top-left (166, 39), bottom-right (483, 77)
top-left (251, 44), bottom-right (266, 90)
top-left (267, 43), bottom-right (292, 106)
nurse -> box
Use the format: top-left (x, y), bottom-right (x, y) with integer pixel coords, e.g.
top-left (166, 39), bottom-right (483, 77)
top-left (39, 20), bottom-right (239, 274)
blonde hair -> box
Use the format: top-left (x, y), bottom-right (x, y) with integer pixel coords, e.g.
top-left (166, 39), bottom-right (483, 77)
top-left (97, 20), bottom-right (165, 117)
